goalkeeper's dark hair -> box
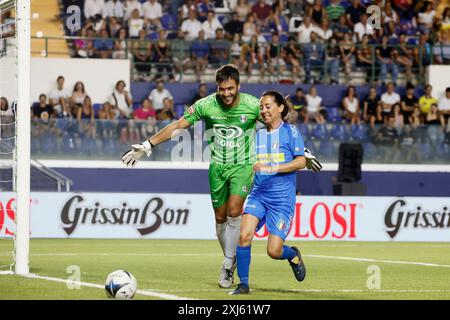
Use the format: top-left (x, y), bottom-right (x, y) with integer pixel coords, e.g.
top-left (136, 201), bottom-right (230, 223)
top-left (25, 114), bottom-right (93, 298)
top-left (216, 64), bottom-right (240, 85)
top-left (261, 90), bottom-right (290, 121)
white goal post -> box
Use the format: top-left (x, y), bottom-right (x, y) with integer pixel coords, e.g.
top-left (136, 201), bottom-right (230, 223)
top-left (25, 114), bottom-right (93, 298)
top-left (0, 0), bottom-right (31, 275)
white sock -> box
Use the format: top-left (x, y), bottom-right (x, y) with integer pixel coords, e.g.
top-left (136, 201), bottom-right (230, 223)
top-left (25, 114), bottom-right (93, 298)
top-left (216, 222), bottom-right (227, 256)
top-left (223, 216), bottom-right (242, 269)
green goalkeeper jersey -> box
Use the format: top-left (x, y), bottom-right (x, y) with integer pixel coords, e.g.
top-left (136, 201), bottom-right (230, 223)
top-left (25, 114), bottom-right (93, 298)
top-left (184, 92), bottom-right (261, 164)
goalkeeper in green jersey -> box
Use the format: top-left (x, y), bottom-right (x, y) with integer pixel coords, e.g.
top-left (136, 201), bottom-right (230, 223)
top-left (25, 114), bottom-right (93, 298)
top-left (122, 64), bottom-right (322, 288)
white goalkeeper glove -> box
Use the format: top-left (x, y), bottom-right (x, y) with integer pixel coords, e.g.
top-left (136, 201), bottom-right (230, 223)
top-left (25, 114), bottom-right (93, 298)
top-left (304, 147), bottom-right (323, 173)
top-left (122, 140), bottom-right (153, 167)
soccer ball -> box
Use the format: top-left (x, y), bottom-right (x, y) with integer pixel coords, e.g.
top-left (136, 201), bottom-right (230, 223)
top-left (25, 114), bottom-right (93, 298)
top-left (105, 270), bottom-right (137, 299)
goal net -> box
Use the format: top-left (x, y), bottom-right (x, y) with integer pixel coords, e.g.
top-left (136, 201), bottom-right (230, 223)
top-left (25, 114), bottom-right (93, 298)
top-left (0, 0), bottom-right (30, 275)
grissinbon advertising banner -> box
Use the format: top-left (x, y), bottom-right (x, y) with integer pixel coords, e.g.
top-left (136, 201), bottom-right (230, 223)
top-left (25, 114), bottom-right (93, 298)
top-left (0, 192), bottom-right (449, 241)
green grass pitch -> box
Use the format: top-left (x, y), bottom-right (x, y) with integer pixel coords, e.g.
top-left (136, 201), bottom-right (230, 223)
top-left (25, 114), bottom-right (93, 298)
top-left (1, 239), bottom-right (450, 300)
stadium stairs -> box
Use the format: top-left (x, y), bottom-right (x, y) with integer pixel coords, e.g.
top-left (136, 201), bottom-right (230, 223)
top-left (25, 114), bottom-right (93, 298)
top-left (31, 0), bottom-right (69, 58)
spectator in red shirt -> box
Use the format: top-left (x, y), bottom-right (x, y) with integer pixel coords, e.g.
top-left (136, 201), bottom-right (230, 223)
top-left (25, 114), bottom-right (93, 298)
top-left (133, 98), bottom-right (157, 120)
top-left (251, 0), bottom-right (272, 26)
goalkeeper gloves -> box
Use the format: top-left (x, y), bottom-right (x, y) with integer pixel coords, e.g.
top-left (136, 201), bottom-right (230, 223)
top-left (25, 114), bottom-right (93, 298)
top-left (122, 140), bottom-right (153, 167)
top-left (304, 147), bottom-right (323, 172)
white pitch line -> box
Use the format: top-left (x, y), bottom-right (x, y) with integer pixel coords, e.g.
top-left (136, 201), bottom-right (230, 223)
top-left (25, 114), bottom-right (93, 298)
top-left (1, 252), bottom-right (450, 268)
top-left (142, 288), bottom-right (450, 293)
top-left (306, 254), bottom-right (450, 268)
top-left (18, 273), bottom-right (195, 300)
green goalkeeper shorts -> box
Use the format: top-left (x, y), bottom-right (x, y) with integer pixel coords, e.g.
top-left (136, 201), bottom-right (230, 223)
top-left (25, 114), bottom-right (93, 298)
top-left (208, 163), bottom-right (254, 209)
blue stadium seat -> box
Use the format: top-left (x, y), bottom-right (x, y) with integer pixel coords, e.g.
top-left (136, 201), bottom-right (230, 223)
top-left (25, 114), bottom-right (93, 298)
top-left (93, 103), bottom-right (102, 117)
top-left (327, 107), bottom-right (342, 122)
top-left (147, 32), bottom-right (159, 41)
top-left (161, 14), bottom-right (177, 31)
top-left (330, 124), bottom-right (348, 141)
top-left (297, 123), bottom-right (309, 140)
top-left (363, 142), bottom-right (377, 159)
top-left (311, 123), bottom-right (328, 140)
top-left (318, 140), bottom-right (335, 159)
top-left (350, 124), bottom-right (367, 142)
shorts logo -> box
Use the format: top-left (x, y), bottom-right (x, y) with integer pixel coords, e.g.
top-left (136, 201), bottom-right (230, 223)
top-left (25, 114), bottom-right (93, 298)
top-left (240, 115), bottom-right (247, 123)
top-left (277, 219), bottom-right (286, 231)
top-left (242, 185), bottom-right (248, 193)
top-left (187, 106), bottom-right (195, 115)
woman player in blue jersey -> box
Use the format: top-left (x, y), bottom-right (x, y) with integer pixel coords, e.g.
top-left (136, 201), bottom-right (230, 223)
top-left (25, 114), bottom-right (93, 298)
top-left (230, 91), bottom-right (308, 295)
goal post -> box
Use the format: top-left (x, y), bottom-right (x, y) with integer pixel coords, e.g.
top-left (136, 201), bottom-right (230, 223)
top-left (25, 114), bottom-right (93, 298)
top-left (0, 0), bottom-right (31, 275)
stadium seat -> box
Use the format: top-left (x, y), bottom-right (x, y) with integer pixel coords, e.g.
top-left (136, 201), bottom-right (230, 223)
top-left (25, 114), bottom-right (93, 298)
top-left (327, 107), bottom-right (342, 123)
top-left (311, 123), bottom-right (328, 140)
top-left (318, 139), bottom-right (335, 159)
top-left (161, 14), bottom-right (177, 31)
top-left (297, 123), bottom-right (309, 140)
top-left (350, 124), bottom-right (367, 142)
top-left (330, 124), bottom-right (349, 141)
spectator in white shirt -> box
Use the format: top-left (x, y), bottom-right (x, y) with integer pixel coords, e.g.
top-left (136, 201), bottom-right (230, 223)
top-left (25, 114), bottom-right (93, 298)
top-left (123, 0), bottom-right (143, 20)
top-left (297, 16), bottom-right (316, 44)
top-left (103, 0), bottom-right (124, 19)
top-left (142, 0), bottom-right (162, 30)
top-left (84, 0), bottom-right (105, 19)
top-left (305, 86), bottom-right (326, 124)
top-left (353, 13), bottom-right (373, 43)
top-left (316, 19), bottom-right (333, 42)
top-left (418, 1), bottom-right (436, 33)
top-left (181, 9), bottom-right (203, 41)
top-left (381, 82), bottom-right (401, 117)
top-left (128, 9), bottom-right (145, 38)
top-left (109, 80), bottom-right (133, 118)
top-left (438, 87), bottom-right (450, 124)
top-left (202, 10), bottom-right (223, 40)
top-left (148, 80), bottom-right (174, 110)
top-left (48, 75), bottom-right (71, 117)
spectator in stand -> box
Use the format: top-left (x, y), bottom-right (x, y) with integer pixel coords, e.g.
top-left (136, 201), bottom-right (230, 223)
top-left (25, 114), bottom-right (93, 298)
top-left (433, 31), bottom-right (450, 64)
top-left (376, 35), bottom-right (399, 85)
top-left (157, 97), bottom-right (177, 121)
top-left (363, 86), bottom-right (380, 124)
top-left (303, 32), bottom-right (325, 84)
top-left (202, 10), bottom-right (223, 40)
top-left (97, 101), bottom-right (118, 139)
top-left (235, 0), bottom-right (251, 22)
top-left (325, 36), bottom-right (341, 84)
top-left (345, 0), bottom-right (365, 29)
top-left (339, 32), bottom-right (355, 83)
top-left (153, 29), bottom-right (173, 80)
top-left (297, 15), bottom-right (316, 44)
top-left (251, 0), bottom-right (272, 26)
top-left (171, 30), bottom-right (191, 82)
top-left (230, 33), bottom-right (244, 68)
top-left (123, 0), bottom-right (143, 21)
top-left (103, 0), bottom-right (124, 19)
top-left (307, 0), bottom-right (327, 26)
top-left (224, 12), bottom-right (244, 40)
top-left (0, 97), bottom-right (12, 117)
top-left (413, 33), bottom-right (432, 68)
top-left (393, 0), bottom-right (414, 21)
top-left (190, 29), bottom-right (210, 81)
top-left (132, 29), bottom-right (152, 75)
top-left (282, 35), bottom-right (302, 83)
top-left (107, 16), bottom-right (122, 38)
top-left (424, 103), bottom-right (445, 133)
top-left (353, 13), bottom-right (374, 43)
top-left (209, 28), bottom-right (231, 68)
top-left (242, 13), bottom-right (257, 42)
top-left (290, 88), bottom-right (307, 122)
top-left (133, 98), bottom-right (157, 120)
top-left (142, 0), bottom-right (163, 31)
top-left (391, 103), bottom-right (404, 130)
top-left (369, 103), bottom-right (385, 129)
top-left (266, 33), bottom-right (285, 83)
top-left (128, 8), bottom-right (145, 39)
top-left (342, 85), bottom-right (361, 125)
top-left (419, 84), bottom-right (438, 115)
top-left (112, 28), bottom-right (128, 59)
top-left (191, 82), bottom-right (208, 105)
top-left (84, 0), bottom-right (105, 19)
top-left (196, 0), bottom-right (215, 23)
top-left (316, 19), bottom-right (333, 42)
top-left (33, 94), bottom-right (56, 119)
top-left (375, 115), bottom-right (399, 161)
top-left (69, 81), bottom-right (88, 110)
top-left (401, 83), bottom-right (419, 125)
top-left (409, 107), bottom-right (423, 128)
top-left (417, 1), bottom-right (436, 34)
top-left (148, 79), bottom-right (174, 111)
top-left (178, 0), bottom-right (196, 21)
top-left (382, 1), bottom-right (399, 36)
top-left (181, 9), bottom-right (203, 41)
top-left (74, 27), bottom-right (89, 58)
top-left (395, 33), bottom-right (414, 83)
top-left (286, 0), bottom-right (304, 18)
top-left (93, 29), bottom-right (114, 58)
top-left (109, 80), bottom-right (133, 118)
top-left (356, 34), bottom-right (375, 83)
top-left (48, 76), bottom-right (70, 117)
top-left (326, 0), bottom-right (345, 24)
top-left (119, 119), bottom-right (141, 145)
top-left (77, 96), bottom-right (96, 139)
top-left (305, 86), bottom-right (326, 124)
top-left (332, 14), bottom-right (350, 41)
top-left (381, 82), bottom-right (401, 119)
top-left (438, 87), bottom-right (450, 125)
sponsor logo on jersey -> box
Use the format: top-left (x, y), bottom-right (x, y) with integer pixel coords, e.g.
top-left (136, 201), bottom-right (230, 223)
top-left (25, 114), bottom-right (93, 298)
top-left (213, 124), bottom-right (243, 139)
top-left (272, 142), bottom-right (279, 150)
top-left (211, 116), bottom-right (227, 120)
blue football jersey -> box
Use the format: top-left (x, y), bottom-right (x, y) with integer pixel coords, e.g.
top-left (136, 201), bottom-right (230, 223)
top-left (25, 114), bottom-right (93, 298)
top-left (253, 122), bottom-right (305, 192)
